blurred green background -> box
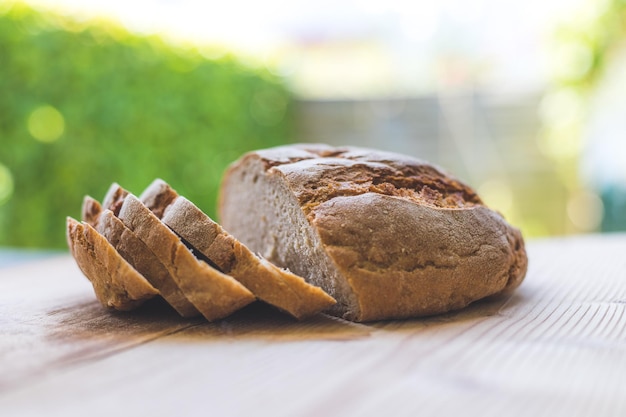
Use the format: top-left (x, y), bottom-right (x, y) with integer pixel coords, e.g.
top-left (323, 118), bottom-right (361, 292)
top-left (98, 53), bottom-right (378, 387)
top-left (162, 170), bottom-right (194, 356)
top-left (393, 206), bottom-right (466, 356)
top-left (0, 4), bottom-right (292, 248)
top-left (1, 0), bottom-right (625, 250)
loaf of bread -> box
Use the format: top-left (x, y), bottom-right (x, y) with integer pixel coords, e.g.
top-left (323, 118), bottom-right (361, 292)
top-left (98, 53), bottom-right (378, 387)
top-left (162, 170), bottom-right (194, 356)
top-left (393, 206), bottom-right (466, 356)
top-left (141, 179), bottom-right (336, 320)
top-left (219, 144), bottom-right (528, 322)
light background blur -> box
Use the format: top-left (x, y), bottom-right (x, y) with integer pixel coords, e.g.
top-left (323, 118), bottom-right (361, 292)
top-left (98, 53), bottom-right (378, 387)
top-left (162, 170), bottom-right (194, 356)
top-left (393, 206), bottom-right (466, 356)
top-left (2, 0), bottom-right (626, 248)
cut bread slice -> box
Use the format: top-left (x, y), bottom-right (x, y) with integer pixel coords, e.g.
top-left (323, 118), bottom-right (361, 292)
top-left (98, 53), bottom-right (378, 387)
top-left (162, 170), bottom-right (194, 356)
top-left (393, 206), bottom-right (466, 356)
top-left (139, 179), bottom-right (178, 219)
top-left (66, 217), bottom-right (158, 311)
top-left (141, 179), bottom-right (336, 320)
top-left (81, 195), bottom-right (200, 318)
top-left (102, 181), bottom-right (128, 216)
top-left (117, 193), bottom-right (256, 321)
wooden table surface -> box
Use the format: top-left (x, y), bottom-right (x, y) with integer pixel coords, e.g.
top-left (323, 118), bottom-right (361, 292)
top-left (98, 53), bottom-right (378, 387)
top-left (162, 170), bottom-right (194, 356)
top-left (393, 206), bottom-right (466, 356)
top-left (1, 233), bottom-right (625, 417)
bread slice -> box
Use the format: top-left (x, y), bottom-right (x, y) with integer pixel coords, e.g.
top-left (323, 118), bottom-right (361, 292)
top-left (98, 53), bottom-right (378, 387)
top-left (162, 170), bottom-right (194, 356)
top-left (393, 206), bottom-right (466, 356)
top-left (101, 181), bottom-right (128, 217)
top-left (142, 178), bottom-right (336, 319)
top-left (117, 193), bottom-right (256, 321)
top-left (81, 195), bottom-right (199, 318)
top-left (139, 179), bottom-right (178, 219)
top-left (218, 144), bottom-right (528, 322)
top-left (66, 217), bottom-right (158, 311)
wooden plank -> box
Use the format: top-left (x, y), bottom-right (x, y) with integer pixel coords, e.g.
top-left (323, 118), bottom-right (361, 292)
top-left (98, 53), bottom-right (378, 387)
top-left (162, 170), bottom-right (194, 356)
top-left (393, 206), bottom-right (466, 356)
top-left (1, 234), bottom-right (625, 416)
top-left (0, 256), bottom-right (203, 392)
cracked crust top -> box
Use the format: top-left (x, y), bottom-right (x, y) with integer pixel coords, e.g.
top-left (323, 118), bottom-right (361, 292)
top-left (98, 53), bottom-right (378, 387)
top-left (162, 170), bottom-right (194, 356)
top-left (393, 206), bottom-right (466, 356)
top-left (262, 144), bottom-right (482, 214)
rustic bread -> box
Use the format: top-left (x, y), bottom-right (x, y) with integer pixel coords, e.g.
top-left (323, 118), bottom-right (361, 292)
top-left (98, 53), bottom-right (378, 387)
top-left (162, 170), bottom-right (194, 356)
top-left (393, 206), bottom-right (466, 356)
top-left (218, 144), bottom-right (528, 322)
top-left (117, 193), bottom-right (256, 321)
top-left (66, 217), bottom-right (158, 311)
top-left (81, 195), bottom-right (199, 318)
top-left (141, 179), bottom-right (336, 319)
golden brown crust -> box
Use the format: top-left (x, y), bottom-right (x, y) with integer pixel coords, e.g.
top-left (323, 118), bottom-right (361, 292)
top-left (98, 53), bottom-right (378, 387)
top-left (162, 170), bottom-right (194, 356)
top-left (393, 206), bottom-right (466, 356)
top-left (117, 194), bottom-right (255, 321)
top-left (312, 194), bottom-right (524, 320)
top-left (66, 217), bottom-right (158, 311)
top-left (219, 144), bottom-right (528, 321)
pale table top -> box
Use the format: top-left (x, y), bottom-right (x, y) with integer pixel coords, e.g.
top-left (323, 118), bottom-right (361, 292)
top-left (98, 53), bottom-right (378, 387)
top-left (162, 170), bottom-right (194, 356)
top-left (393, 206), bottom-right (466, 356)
top-left (1, 233), bottom-right (625, 417)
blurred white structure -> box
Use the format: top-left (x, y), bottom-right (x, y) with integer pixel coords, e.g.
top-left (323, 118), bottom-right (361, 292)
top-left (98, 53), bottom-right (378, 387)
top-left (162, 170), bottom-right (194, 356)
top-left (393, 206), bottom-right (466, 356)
top-left (27, 0), bottom-right (586, 98)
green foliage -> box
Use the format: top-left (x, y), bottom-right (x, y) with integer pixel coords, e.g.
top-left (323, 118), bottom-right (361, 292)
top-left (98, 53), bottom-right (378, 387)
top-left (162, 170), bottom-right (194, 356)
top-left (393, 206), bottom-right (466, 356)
top-left (0, 3), bottom-right (293, 248)
top-left (554, 0), bottom-right (626, 91)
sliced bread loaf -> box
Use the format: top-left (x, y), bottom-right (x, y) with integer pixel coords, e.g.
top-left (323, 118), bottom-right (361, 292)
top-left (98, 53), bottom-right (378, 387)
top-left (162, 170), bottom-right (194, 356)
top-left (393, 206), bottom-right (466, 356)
top-left (143, 179), bottom-right (336, 319)
top-left (117, 193), bottom-right (256, 321)
top-left (81, 195), bottom-right (199, 318)
top-left (66, 217), bottom-right (158, 311)
top-left (218, 144), bottom-right (528, 322)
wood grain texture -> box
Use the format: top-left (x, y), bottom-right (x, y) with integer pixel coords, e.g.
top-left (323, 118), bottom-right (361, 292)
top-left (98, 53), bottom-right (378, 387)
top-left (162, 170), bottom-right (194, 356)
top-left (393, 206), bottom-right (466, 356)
top-left (1, 234), bottom-right (625, 417)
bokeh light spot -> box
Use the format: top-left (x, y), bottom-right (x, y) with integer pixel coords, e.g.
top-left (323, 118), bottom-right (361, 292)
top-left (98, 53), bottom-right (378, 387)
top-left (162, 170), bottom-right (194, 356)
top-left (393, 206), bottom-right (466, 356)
top-left (567, 189), bottom-right (604, 232)
top-left (0, 163), bottom-right (14, 206)
top-left (539, 88), bottom-right (583, 129)
top-left (552, 41), bottom-right (594, 81)
top-left (27, 105), bottom-right (65, 143)
top-left (537, 125), bottom-right (582, 160)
